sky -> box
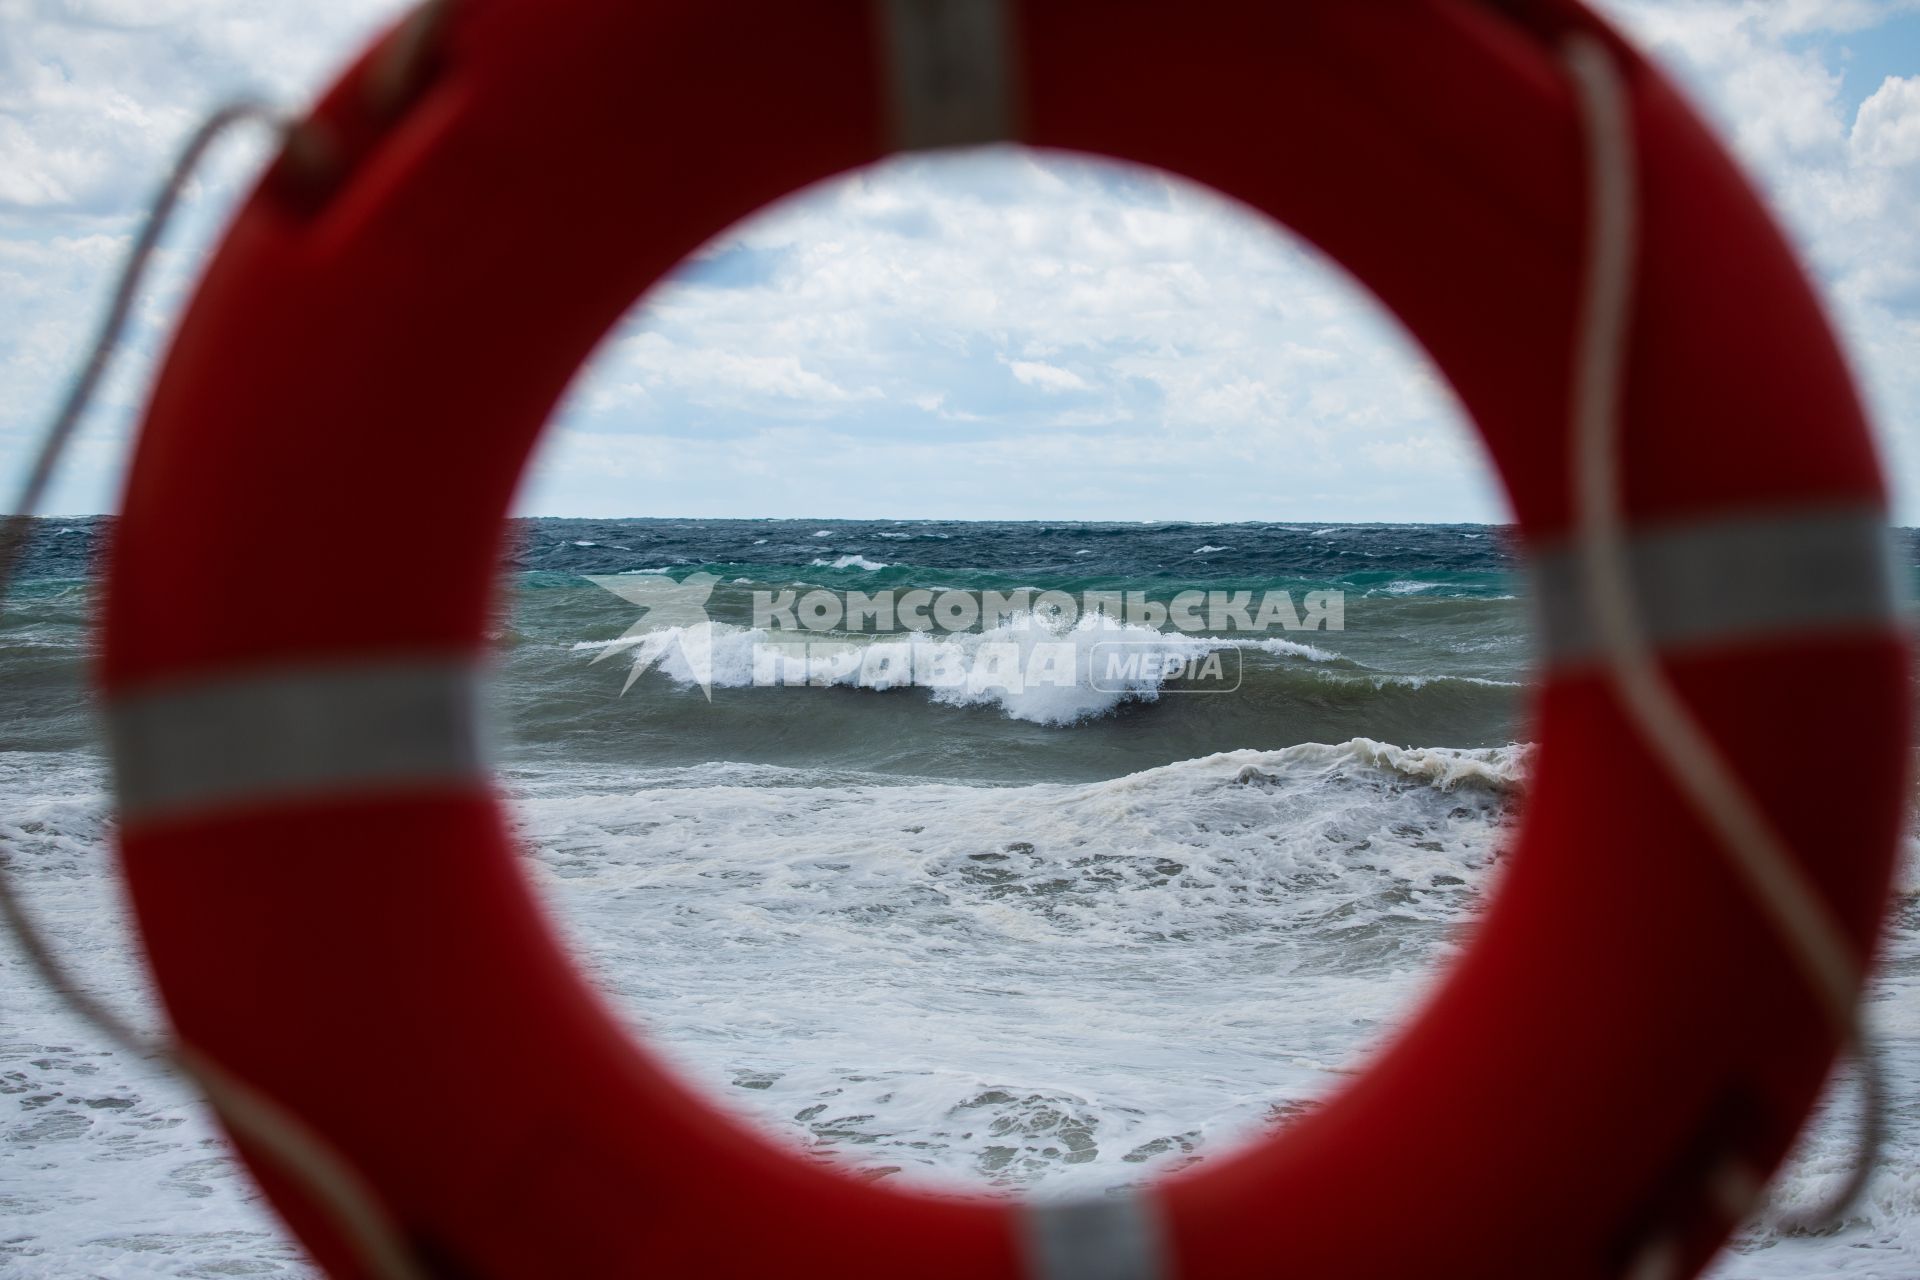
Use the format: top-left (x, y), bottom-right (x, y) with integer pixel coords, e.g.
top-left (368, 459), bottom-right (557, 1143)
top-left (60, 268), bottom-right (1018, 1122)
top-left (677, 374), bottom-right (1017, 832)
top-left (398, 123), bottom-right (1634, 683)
top-left (3, 1), bottom-right (1919, 521)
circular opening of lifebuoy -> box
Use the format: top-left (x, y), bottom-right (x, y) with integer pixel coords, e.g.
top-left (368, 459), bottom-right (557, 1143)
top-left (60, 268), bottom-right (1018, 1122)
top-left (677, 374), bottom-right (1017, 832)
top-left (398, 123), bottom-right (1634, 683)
top-left (504, 144), bottom-right (1522, 1199)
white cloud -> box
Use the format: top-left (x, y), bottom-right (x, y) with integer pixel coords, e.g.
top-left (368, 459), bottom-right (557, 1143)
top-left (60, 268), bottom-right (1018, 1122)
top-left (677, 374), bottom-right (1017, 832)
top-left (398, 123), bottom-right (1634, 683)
top-left (1854, 74), bottom-right (1920, 166)
top-left (1007, 359), bottom-right (1090, 393)
top-left (1593, 0), bottom-right (1920, 515)
top-left (604, 332), bottom-right (876, 410)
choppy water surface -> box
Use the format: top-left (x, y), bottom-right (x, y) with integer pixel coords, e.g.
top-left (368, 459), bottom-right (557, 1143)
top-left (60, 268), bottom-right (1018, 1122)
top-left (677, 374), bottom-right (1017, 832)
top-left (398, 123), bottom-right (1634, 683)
top-left (2, 518), bottom-right (1915, 1277)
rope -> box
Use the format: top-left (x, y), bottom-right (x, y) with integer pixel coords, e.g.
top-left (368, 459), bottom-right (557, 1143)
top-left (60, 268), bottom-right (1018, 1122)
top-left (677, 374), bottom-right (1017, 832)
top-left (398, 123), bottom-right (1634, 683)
top-left (0, 102), bottom-right (267, 585)
top-left (0, 103), bottom-right (431, 1280)
top-left (1561, 31), bottom-right (1886, 1249)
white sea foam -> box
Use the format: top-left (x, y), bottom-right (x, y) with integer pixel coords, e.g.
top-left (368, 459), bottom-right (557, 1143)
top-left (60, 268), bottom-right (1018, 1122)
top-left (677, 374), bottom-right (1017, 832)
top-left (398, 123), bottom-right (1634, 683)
top-left (1313, 670), bottom-right (1528, 692)
top-left (808, 554), bottom-right (890, 571)
top-left (581, 613), bottom-right (1344, 725)
top-left (3, 749), bottom-right (1915, 1276)
top-left (504, 743), bottom-right (1524, 1195)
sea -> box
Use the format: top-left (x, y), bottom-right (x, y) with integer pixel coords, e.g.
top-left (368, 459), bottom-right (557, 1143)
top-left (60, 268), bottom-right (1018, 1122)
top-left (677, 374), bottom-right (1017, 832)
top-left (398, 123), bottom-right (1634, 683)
top-left (2, 516), bottom-right (1916, 1277)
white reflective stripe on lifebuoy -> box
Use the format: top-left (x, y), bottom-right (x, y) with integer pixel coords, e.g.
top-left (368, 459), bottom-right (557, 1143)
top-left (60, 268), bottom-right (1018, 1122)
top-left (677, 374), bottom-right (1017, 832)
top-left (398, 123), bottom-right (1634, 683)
top-left (108, 659), bottom-right (483, 823)
top-left (1019, 1194), bottom-right (1167, 1280)
top-left (878, 0), bottom-right (1018, 151)
top-left (1531, 503), bottom-right (1899, 669)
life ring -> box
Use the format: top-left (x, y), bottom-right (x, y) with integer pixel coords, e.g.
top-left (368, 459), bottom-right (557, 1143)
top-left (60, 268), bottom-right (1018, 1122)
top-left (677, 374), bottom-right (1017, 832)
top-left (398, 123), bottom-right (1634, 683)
top-left (102, 1), bottom-right (1907, 1277)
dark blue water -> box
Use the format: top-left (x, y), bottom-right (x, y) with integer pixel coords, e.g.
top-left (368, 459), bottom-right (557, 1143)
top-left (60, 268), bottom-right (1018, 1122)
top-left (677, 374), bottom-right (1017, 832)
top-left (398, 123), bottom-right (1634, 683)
top-left (8, 516), bottom-right (1918, 781)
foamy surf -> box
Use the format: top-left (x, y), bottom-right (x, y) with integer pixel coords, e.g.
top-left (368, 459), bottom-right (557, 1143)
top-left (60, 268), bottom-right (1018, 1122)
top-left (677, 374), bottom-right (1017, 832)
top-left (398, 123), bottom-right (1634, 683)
top-left (808, 554), bottom-right (891, 571)
top-left (576, 612), bottom-right (1350, 726)
top-left (5, 744), bottom-right (1914, 1278)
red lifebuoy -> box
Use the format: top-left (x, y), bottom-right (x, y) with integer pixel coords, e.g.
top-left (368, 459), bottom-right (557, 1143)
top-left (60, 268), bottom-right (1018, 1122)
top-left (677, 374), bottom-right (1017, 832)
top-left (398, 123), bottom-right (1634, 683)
top-left (103, 2), bottom-right (1906, 1277)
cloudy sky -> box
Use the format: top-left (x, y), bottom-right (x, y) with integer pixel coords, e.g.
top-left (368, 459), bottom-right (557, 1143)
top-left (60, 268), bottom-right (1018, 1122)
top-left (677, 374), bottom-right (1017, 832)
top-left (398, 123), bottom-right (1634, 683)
top-left (4, 1), bottom-right (1919, 520)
